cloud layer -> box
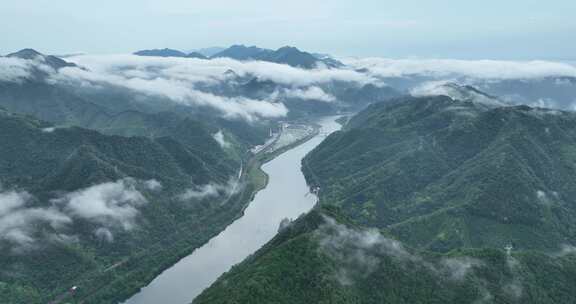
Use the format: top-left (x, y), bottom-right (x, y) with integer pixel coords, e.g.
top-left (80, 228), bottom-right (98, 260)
top-left (0, 178), bottom-right (161, 252)
top-left (55, 178), bottom-right (151, 231)
top-left (53, 55), bottom-right (373, 120)
top-left (316, 216), bottom-right (528, 302)
top-left (3, 53), bottom-right (576, 121)
top-left (0, 188), bottom-right (71, 252)
top-left (178, 178), bottom-right (241, 201)
top-left (0, 57), bottom-right (40, 83)
top-left (282, 86), bottom-right (336, 102)
top-left (345, 57), bottom-right (576, 80)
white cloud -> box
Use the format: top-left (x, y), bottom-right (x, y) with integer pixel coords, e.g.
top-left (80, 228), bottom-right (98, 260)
top-left (0, 189), bottom-right (72, 252)
top-left (52, 60), bottom-right (288, 121)
top-left (51, 54), bottom-right (377, 120)
top-left (144, 179), bottom-right (163, 191)
top-left (55, 178), bottom-right (150, 231)
top-left (178, 179), bottom-right (241, 201)
top-left (0, 179), bottom-right (161, 251)
top-left (213, 130), bottom-right (231, 148)
top-left (316, 216), bottom-right (417, 285)
top-left (94, 227), bottom-right (114, 242)
top-left (316, 215), bottom-right (522, 302)
top-left (41, 127), bottom-right (56, 133)
top-left (410, 81), bottom-right (506, 107)
top-left (554, 245), bottom-right (576, 257)
top-left (345, 57), bottom-right (576, 80)
top-left (441, 257), bottom-right (482, 281)
top-left (0, 57), bottom-right (35, 83)
top-left (283, 86), bottom-right (336, 102)
top-left (66, 54), bottom-right (373, 87)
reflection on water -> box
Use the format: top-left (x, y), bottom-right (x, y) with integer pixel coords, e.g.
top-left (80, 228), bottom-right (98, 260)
top-left (124, 116), bottom-right (342, 304)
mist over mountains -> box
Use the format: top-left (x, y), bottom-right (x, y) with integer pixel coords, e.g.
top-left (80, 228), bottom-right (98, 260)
top-left (195, 90), bottom-right (576, 304)
top-left (134, 45), bottom-right (343, 69)
top-left (2, 44), bottom-right (576, 303)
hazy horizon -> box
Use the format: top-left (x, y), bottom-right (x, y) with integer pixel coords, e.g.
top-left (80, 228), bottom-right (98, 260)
top-left (2, 0), bottom-right (575, 60)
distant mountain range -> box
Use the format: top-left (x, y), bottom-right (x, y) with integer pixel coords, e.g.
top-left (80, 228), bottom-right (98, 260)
top-left (190, 47), bottom-right (226, 57)
top-left (134, 45), bottom-right (344, 69)
top-left (7, 48), bottom-right (78, 70)
top-left (133, 48), bottom-right (208, 59)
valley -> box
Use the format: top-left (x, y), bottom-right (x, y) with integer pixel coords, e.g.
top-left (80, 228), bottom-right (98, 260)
top-left (1, 40), bottom-right (576, 304)
top-left (125, 116), bottom-right (341, 304)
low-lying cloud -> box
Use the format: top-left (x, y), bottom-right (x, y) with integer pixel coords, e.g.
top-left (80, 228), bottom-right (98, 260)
top-left (0, 188), bottom-right (72, 253)
top-left (282, 86), bottom-right (336, 102)
top-left (316, 216), bottom-right (527, 302)
top-left (5, 52), bottom-right (576, 121)
top-left (0, 57), bottom-right (38, 83)
top-left (410, 81), bottom-right (507, 107)
top-left (0, 178), bottom-right (161, 252)
top-left (54, 178), bottom-right (156, 231)
top-left (178, 178), bottom-right (241, 201)
top-left (53, 65), bottom-right (288, 121)
top-left (66, 55), bottom-right (374, 87)
top-left (316, 216), bottom-right (417, 285)
top-left (213, 130), bottom-right (231, 148)
top-left (52, 54), bottom-right (374, 121)
top-left (345, 57), bottom-right (576, 80)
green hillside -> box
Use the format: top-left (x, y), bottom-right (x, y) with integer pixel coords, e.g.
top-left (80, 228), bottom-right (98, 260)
top-left (194, 207), bottom-right (576, 304)
top-left (0, 108), bottom-right (261, 303)
top-left (304, 96), bottom-right (576, 252)
top-left (195, 93), bottom-right (576, 303)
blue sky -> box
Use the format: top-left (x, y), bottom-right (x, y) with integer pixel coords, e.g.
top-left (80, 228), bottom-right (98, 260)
top-left (2, 0), bottom-right (575, 59)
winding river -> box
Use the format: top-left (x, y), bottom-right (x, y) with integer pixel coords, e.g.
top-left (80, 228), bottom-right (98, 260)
top-left (124, 116), bottom-right (342, 304)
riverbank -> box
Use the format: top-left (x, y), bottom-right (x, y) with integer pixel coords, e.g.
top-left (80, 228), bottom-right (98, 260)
top-left (47, 121), bottom-right (320, 304)
top-left (116, 121), bottom-right (321, 304)
top-left (122, 116), bottom-right (339, 304)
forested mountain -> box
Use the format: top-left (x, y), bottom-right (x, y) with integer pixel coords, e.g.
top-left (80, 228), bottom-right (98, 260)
top-left (133, 48), bottom-right (189, 58)
top-left (0, 107), bottom-right (236, 192)
top-left (135, 45), bottom-right (343, 69)
top-left (211, 45), bottom-right (344, 69)
top-left (0, 47), bottom-right (395, 304)
top-left (0, 49), bottom-right (271, 147)
top-left (4, 47), bottom-right (574, 304)
top-left (304, 95), bottom-right (576, 252)
top-left (211, 45), bottom-right (273, 61)
top-left (0, 50), bottom-right (277, 303)
top-left (0, 106), bottom-right (258, 303)
top-left (194, 207), bottom-right (576, 304)
top-left (134, 49), bottom-right (208, 59)
top-left (195, 90), bottom-right (576, 303)
top-left (8, 48), bottom-right (78, 69)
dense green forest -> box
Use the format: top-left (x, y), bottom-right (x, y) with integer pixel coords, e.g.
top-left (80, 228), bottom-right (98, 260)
top-left (0, 106), bottom-right (268, 303)
top-left (196, 94), bottom-right (576, 303)
top-left (0, 49), bottom-right (400, 303)
top-left (304, 96), bottom-right (576, 252)
top-left (194, 207), bottom-right (576, 304)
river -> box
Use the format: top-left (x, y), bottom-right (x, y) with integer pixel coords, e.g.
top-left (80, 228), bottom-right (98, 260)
top-left (124, 116), bottom-right (342, 304)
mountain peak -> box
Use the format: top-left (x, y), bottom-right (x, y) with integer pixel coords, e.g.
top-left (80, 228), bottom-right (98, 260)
top-left (210, 44), bottom-right (343, 68)
top-left (186, 52), bottom-right (208, 59)
top-left (134, 48), bottom-right (188, 58)
top-left (211, 45), bottom-right (273, 60)
top-left (7, 48), bottom-right (44, 60)
top-left (412, 82), bottom-right (507, 107)
top-left (6, 48), bottom-right (77, 70)
top-left (277, 46), bottom-right (299, 52)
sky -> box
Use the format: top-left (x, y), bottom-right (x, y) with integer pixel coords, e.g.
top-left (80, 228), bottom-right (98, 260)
top-left (1, 0), bottom-right (575, 60)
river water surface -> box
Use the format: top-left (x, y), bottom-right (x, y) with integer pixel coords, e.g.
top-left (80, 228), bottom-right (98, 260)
top-left (124, 116), bottom-right (341, 304)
